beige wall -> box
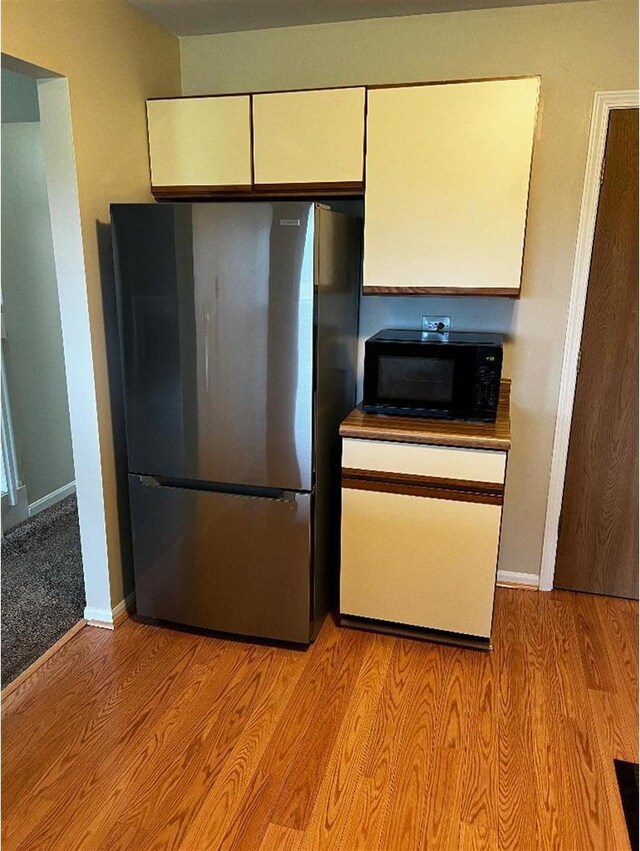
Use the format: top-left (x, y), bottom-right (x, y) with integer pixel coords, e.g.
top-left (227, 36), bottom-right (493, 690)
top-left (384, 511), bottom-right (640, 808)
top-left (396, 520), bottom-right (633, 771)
top-left (181, 0), bottom-right (638, 579)
top-left (2, 0), bottom-right (181, 605)
top-left (2, 119), bottom-right (75, 505)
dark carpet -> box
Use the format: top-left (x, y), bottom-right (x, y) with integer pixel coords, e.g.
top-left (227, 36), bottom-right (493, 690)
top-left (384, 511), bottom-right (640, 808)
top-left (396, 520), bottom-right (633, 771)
top-left (2, 494), bottom-right (85, 687)
top-left (615, 760), bottom-right (639, 851)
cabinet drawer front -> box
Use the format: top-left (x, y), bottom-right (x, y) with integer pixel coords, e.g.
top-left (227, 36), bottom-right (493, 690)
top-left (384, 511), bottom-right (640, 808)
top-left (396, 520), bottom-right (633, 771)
top-left (147, 97), bottom-right (252, 188)
top-left (253, 88), bottom-right (365, 185)
top-left (342, 438), bottom-right (506, 487)
top-left (340, 487), bottom-right (500, 638)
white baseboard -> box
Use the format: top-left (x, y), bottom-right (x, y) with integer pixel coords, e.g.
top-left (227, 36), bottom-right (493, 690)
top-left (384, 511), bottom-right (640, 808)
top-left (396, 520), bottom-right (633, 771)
top-left (29, 480), bottom-right (76, 517)
top-left (497, 570), bottom-right (539, 588)
top-left (85, 591), bottom-right (135, 630)
top-left (2, 484), bottom-right (29, 532)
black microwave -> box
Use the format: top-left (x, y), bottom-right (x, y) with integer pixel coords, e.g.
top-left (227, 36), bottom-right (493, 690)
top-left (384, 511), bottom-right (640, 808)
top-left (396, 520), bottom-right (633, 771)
top-left (362, 329), bottom-right (503, 422)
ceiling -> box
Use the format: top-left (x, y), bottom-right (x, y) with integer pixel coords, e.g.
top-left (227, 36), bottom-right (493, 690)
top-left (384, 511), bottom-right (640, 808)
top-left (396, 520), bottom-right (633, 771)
top-left (125, 0), bottom-right (584, 37)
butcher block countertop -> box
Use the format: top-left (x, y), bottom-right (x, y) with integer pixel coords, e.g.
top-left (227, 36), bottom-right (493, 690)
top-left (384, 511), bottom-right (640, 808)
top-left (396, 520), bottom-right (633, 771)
top-left (340, 379), bottom-right (511, 451)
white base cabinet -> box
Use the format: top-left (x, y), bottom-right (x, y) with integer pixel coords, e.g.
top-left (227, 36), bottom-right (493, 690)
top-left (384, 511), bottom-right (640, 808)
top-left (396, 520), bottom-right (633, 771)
top-left (340, 436), bottom-right (508, 645)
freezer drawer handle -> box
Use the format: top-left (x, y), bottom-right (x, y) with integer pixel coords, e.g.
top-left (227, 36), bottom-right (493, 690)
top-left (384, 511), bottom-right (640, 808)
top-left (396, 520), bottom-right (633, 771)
top-left (136, 475), bottom-right (300, 503)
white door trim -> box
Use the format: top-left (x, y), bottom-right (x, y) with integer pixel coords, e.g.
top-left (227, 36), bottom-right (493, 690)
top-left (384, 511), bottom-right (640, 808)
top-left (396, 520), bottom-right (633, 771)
top-left (36, 76), bottom-right (113, 620)
top-left (539, 89), bottom-right (639, 592)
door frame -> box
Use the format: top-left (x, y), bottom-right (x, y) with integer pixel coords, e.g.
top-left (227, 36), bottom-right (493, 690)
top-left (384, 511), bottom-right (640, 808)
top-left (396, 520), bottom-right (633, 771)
top-left (539, 89), bottom-right (639, 591)
top-left (2, 55), bottom-right (113, 621)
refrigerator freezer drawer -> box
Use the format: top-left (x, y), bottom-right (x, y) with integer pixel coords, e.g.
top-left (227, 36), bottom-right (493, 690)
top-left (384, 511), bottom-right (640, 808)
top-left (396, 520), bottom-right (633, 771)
top-left (128, 475), bottom-right (313, 643)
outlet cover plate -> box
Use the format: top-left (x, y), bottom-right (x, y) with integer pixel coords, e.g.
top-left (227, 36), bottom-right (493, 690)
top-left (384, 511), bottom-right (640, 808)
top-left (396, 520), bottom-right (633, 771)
top-left (422, 316), bottom-right (451, 332)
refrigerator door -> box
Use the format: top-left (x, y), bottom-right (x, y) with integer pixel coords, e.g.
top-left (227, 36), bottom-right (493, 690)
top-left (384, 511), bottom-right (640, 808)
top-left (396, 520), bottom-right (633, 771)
top-left (128, 475), bottom-right (313, 643)
top-left (112, 202), bottom-right (315, 491)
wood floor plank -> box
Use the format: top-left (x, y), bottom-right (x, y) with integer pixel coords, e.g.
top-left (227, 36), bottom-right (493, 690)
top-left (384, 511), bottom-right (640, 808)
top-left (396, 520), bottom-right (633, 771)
top-left (495, 589), bottom-right (537, 849)
top-left (215, 619), bottom-right (350, 851)
top-left (2, 621), bottom-right (140, 766)
top-left (342, 638), bottom-right (415, 850)
top-left (381, 643), bottom-right (450, 851)
top-left (258, 823), bottom-right (304, 851)
top-left (2, 590), bottom-right (637, 851)
top-left (522, 592), bottom-right (570, 851)
top-left (460, 647), bottom-right (498, 833)
top-left (599, 596), bottom-right (639, 690)
top-left (271, 628), bottom-right (365, 831)
top-left (92, 641), bottom-right (277, 850)
top-left (573, 593), bottom-right (617, 692)
top-left (561, 715), bottom-right (615, 850)
top-left (172, 646), bottom-right (309, 850)
top-left (459, 820), bottom-right (499, 850)
top-left (340, 776), bottom-right (387, 851)
top-left (14, 632), bottom-right (207, 851)
top-left (421, 745), bottom-right (464, 850)
top-left (3, 621), bottom-right (177, 825)
top-left (297, 632), bottom-right (394, 851)
top-left (1, 623), bottom-right (111, 715)
top-left (595, 597), bottom-right (640, 750)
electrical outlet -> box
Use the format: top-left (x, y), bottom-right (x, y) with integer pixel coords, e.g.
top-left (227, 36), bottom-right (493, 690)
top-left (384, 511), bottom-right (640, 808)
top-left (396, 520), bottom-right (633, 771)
top-left (422, 316), bottom-right (451, 333)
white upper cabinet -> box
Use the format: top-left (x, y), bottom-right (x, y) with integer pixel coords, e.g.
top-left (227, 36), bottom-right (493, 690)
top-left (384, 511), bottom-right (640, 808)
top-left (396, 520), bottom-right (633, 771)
top-left (252, 88), bottom-right (366, 186)
top-left (146, 96), bottom-right (252, 191)
top-left (363, 77), bottom-right (540, 294)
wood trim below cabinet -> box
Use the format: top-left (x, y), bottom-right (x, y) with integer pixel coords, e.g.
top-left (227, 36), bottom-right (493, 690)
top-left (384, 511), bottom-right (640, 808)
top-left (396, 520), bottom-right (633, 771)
top-left (342, 467), bottom-right (504, 496)
top-left (362, 286), bottom-right (521, 297)
top-left (342, 475), bottom-right (503, 505)
top-left (252, 181), bottom-right (364, 197)
top-left (338, 613), bottom-right (492, 650)
top-left (152, 184), bottom-right (252, 200)
top-left (152, 181), bottom-right (364, 202)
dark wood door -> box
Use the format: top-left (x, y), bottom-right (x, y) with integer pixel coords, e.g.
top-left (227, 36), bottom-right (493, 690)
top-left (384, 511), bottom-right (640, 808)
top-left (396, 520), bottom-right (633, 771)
top-left (554, 108), bottom-right (638, 599)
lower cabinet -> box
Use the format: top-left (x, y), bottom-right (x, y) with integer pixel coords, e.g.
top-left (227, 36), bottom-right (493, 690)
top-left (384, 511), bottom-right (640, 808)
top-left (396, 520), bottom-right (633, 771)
top-left (340, 440), bottom-right (506, 644)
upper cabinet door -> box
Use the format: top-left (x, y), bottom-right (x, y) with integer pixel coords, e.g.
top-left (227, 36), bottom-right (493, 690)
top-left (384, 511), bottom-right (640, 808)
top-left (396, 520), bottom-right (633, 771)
top-left (252, 88), bottom-right (366, 188)
top-left (147, 96), bottom-right (252, 192)
top-left (363, 78), bottom-right (540, 295)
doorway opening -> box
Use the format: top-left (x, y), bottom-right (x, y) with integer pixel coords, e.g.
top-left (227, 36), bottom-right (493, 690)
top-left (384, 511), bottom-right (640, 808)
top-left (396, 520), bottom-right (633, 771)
top-left (1, 67), bottom-right (85, 686)
top-left (1, 53), bottom-right (113, 687)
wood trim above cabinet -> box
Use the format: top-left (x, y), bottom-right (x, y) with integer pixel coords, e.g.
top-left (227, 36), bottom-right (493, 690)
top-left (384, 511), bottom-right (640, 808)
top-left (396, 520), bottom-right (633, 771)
top-left (367, 74), bottom-right (540, 91)
top-left (146, 75), bottom-right (539, 102)
top-left (362, 286), bottom-right (521, 297)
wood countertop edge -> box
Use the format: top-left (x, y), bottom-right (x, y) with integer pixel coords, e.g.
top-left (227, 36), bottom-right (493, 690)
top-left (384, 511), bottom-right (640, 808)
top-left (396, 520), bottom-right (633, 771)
top-left (340, 380), bottom-right (511, 451)
top-left (338, 427), bottom-right (511, 451)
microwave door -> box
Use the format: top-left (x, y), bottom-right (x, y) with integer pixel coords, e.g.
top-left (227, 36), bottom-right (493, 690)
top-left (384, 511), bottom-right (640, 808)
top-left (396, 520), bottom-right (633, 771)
top-left (363, 342), bottom-right (477, 416)
top-left (376, 353), bottom-right (456, 409)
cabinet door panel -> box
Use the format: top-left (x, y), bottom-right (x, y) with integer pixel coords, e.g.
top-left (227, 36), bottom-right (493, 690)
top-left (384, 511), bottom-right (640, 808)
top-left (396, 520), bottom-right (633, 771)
top-left (363, 78), bottom-right (539, 293)
top-left (147, 96), bottom-right (252, 188)
top-left (253, 88), bottom-right (365, 185)
top-left (340, 486), bottom-right (501, 637)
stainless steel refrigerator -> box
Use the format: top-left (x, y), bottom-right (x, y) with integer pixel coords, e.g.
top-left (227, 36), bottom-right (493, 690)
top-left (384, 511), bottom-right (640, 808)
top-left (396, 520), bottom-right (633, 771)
top-left (111, 201), bottom-right (361, 644)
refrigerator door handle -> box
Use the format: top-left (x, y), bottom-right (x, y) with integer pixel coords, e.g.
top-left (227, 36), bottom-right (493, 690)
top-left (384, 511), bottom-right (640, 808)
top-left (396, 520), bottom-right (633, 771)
top-left (202, 304), bottom-right (211, 394)
top-left (136, 475), bottom-right (301, 504)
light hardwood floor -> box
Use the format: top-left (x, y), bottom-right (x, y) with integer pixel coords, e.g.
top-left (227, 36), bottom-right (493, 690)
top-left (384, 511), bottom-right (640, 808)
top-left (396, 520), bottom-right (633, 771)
top-left (2, 588), bottom-right (637, 850)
